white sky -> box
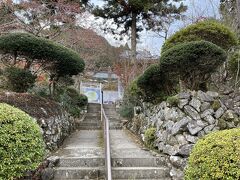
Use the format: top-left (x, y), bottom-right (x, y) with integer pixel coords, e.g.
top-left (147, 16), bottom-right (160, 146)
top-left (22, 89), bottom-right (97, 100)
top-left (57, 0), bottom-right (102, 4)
top-left (80, 0), bottom-right (221, 55)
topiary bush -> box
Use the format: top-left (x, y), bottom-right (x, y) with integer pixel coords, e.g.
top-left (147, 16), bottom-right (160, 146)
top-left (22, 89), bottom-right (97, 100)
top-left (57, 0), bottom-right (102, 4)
top-left (0, 103), bottom-right (45, 179)
top-left (185, 128), bottom-right (240, 180)
top-left (162, 20), bottom-right (238, 53)
top-left (4, 67), bottom-right (37, 93)
top-left (144, 127), bottom-right (157, 150)
top-left (160, 41), bottom-right (227, 90)
top-left (137, 64), bottom-right (177, 103)
top-left (0, 33), bottom-right (85, 77)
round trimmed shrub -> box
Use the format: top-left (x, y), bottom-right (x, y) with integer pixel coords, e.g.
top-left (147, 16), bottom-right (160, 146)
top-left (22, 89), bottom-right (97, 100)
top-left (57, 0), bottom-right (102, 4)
top-left (0, 33), bottom-right (85, 77)
top-left (137, 64), bottom-right (176, 103)
top-left (162, 20), bottom-right (238, 53)
top-left (160, 41), bottom-right (227, 90)
top-left (0, 103), bottom-right (45, 179)
top-left (5, 67), bottom-right (37, 93)
top-left (185, 128), bottom-right (240, 179)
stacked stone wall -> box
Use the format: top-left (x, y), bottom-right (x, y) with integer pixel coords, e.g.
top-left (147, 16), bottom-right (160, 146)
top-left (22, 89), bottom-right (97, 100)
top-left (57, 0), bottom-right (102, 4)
top-left (127, 90), bottom-right (240, 179)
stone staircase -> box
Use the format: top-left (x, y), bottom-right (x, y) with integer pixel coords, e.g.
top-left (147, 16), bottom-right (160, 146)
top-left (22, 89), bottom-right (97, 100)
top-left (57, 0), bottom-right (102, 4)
top-left (110, 130), bottom-right (171, 179)
top-left (53, 104), bottom-right (105, 179)
top-left (103, 104), bottom-right (122, 130)
top-left (78, 103), bottom-right (102, 130)
top-left (51, 103), bottom-right (171, 179)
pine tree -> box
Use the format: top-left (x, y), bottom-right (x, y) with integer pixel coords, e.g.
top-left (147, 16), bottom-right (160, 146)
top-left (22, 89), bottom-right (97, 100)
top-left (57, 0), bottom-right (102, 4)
top-left (93, 0), bottom-right (187, 63)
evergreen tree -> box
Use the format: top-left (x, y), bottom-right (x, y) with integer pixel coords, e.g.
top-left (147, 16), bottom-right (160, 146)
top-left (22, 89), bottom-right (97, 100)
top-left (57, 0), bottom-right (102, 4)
top-left (93, 0), bottom-right (187, 63)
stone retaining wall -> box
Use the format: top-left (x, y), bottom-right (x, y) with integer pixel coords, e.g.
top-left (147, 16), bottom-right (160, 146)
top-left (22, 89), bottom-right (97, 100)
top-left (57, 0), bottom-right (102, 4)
top-left (127, 90), bottom-right (240, 179)
top-left (0, 92), bottom-right (86, 151)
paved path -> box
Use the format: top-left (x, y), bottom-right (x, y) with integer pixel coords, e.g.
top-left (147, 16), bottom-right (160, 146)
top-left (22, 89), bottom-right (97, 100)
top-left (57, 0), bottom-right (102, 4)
top-left (54, 130), bottom-right (104, 158)
top-left (110, 129), bottom-right (152, 158)
top-left (109, 129), bottom-right (170, 179)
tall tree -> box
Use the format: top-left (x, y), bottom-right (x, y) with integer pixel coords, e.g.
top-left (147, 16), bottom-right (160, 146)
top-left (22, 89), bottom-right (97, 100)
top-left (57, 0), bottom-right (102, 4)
top-left (93, 0), bottom-right (187, 64)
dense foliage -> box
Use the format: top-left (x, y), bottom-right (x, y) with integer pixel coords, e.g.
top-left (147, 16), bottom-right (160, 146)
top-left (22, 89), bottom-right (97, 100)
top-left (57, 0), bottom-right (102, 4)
top-left (0, 33), bottom-right (85, 77)
top-left (162, 20), bottom-right (238, 53)
top-left (0, 103), bottom-right (45, 179)
top-left (5, 67), bottom-right (37, 93)
top-left (160, 41), bottom-right (227, 90)
top-left (119, 80), bottom-right (142, 119)
top-left (60, 87), bottom-right (88, 117)
top-left (137, 64), bottom-right (176, 102)
top-left (185, 128), bottom-right (240, 179)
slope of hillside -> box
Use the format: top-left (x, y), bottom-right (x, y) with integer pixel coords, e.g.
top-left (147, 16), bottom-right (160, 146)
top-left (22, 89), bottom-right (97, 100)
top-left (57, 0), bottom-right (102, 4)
top-left (55, 27), bottom-right (122, 71)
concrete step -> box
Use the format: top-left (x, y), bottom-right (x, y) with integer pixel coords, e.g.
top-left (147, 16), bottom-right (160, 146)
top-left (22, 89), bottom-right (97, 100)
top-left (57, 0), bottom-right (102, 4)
top-left (88, 104), bottom-right (101, 110)
top-left (78, 126), bottom-right (102, 130)
top-left (112, 157), bottom-right (168, 167)
top-left (78, 122), bottom-right (101, 126)
top-left (58, 157), bottom-right (105, 167)
top-left (109, 124), bottom-right (123, 130)
top-left (108, 117), bottom-right (120, 121)
top-left (111, 167), bottom-right (170, 179)
top-left (54, 167), bottom-right (104, 179)
top-left (85, 113), bottom-right (101, 117)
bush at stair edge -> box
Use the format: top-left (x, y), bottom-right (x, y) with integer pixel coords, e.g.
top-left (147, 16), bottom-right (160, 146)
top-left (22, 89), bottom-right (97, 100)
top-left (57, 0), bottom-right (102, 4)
top-left (0, 103), bottom-right (45, 180)
top-left (185, 128), bottom-right (240, 179)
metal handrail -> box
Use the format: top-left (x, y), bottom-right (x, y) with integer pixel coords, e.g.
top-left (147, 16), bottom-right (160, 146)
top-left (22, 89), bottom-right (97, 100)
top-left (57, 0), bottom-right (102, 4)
top-left (102, 108), bottom-right (112, 180)
top-left (101, 90), bottom-right (112, 180)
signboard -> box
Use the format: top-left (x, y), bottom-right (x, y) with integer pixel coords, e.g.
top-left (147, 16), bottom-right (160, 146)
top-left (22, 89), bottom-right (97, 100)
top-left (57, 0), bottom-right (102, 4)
top-left (81, 87), bottom-right (101, 103)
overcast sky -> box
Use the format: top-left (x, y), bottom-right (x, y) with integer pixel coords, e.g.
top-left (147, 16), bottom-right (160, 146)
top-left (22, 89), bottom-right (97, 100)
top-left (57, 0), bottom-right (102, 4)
top-left (83, 0), bottom-right (220, 55)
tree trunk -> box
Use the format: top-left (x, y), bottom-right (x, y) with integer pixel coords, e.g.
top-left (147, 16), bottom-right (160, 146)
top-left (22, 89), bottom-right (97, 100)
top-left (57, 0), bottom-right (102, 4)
top-left (131, 12), bottom-right (137, 65)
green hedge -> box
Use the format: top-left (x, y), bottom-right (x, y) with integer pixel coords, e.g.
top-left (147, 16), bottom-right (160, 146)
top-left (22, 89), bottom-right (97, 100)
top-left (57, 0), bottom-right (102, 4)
top-left (185, 128), bottom-right (240, 179)
top-left (5, 67), bottom-right (37, 93)
top-left (0, 103), bottom-right (45, 179)
top-left (160, 41), bottom-right (227, 90)
top-left (137, 64), bottom-right (175, 102)
top-left (162, 20), bottom-right (238, 53)
top-left (0, 33), bottom-right (85, 77)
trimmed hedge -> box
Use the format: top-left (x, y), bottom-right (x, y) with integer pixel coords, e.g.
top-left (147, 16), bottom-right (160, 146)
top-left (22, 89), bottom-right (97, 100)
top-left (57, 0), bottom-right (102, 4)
top-left (185, 128), bottom-right (240, 179)
top-left (0, 103), bottom-right (45, 179)
top-left (162, 20), bottom-right (238, 53)
top-left (160, 41), bottom-right (227, 90)
top-left (137, 64), bottom-right (175, 102)
top-left (0, 33), bottom-right (85, 77)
